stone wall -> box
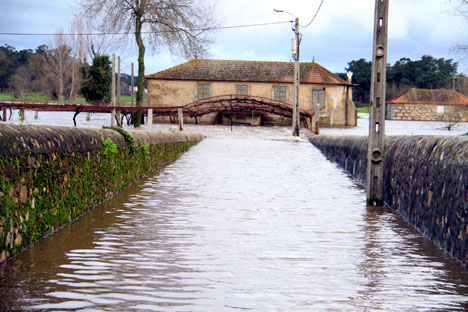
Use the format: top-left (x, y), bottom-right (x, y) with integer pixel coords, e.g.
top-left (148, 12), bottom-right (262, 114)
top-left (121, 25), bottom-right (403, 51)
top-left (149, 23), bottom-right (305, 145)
top-left (387, 103), bottom-right (468, 122)
top-left (310, 135), bottom-right (468, 265)
top-left (0, 124), bottom-right (204, 264)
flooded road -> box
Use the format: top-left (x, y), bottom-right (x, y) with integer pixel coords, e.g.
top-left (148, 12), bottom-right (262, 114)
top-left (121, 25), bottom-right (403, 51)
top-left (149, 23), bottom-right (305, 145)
top-left (2, 133), bottom-right (468, 311)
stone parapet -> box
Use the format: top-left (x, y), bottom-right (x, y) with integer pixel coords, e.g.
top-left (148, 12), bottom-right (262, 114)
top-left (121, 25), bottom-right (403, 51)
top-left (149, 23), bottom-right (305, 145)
top-left (0, 124), bottom-right (204, 264)
top-left (310, 135), bottom-right (468, 265)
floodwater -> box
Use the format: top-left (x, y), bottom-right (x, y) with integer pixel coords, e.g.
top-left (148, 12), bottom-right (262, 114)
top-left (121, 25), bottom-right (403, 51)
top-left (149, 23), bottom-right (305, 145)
top-left (1, 125), bottom-right (468, 311)
top-left (3, 109), bottom-right (468, 136)
top-left (2, 111), bottom-right (468, 310)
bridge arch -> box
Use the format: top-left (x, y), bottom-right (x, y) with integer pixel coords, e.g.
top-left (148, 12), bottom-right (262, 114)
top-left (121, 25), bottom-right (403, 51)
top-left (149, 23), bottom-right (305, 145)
top-left (181, 94), bottom-right (314, 125)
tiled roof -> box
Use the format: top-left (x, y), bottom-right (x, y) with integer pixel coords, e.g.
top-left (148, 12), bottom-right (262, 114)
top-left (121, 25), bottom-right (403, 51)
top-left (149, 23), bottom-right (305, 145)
top-left (146, 59), bottom-right (350, 85)
top-left (387, 88), bottom-right (468, 106)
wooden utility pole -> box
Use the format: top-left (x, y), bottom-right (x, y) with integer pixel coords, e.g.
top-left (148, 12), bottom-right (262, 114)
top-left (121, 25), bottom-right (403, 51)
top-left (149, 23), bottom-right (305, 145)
top-left (117, 56), bottom-right (121, 107)
top-left (131, 63), bottom-right (134, 107)
top-left (292, 17), bottom-right (300, 136)
top-left (367, 0), bottom-right (389, 206)
top-left (111, 53), bottom-right (116, 127)
top-left (117, 56), bottom-right (122, 127)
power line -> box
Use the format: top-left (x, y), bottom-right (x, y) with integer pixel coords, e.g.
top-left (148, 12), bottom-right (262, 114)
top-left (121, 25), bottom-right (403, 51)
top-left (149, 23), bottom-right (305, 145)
top-left (0, 20), bottom-right (292, 36)
top-left (301, 0), bottom-right (324, 28)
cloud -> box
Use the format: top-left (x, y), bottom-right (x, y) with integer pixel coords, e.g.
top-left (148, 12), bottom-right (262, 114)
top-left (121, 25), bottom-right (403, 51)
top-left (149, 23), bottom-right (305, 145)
top-left (1, 0), bottom-right (467, 75)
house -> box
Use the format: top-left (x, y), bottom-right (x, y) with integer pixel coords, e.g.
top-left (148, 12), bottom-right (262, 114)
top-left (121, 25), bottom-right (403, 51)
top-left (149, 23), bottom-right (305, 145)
top-left (145, 59), bottom-right (357, 127)
top-left (386, 88), bottom-right (468, 122)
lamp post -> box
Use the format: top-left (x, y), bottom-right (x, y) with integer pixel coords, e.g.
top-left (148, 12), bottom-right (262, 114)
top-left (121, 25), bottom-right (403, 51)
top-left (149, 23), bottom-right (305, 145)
top-left (274, 9), bottom-right (300, 136)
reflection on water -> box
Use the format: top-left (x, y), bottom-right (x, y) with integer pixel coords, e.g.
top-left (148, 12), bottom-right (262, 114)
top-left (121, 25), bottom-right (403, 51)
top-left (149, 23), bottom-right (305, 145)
top-left (1, 134), bottom-right (468, 311)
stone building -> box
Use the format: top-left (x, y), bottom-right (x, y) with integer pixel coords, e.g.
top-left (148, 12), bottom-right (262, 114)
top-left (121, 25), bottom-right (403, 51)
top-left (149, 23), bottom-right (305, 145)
top-left (386, 88), bottom-right (468, 121)
top-left (145, 59), bottom-right (357, 127)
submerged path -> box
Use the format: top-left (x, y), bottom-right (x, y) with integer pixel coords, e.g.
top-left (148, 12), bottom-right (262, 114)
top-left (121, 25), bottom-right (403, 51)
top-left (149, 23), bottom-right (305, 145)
top-left (1, 134), bottom-right (468, 311)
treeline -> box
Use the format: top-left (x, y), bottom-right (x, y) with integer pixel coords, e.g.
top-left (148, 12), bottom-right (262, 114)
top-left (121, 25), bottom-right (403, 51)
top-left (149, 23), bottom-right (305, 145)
top-left (0, 43), bottom-right (143, 104)
top-left (337, 55), bottom-right (467, 106)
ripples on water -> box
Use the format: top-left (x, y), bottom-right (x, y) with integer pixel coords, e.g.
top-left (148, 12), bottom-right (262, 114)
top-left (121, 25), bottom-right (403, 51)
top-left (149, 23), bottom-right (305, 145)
top-left (1, 132), bottom-right (468, 311)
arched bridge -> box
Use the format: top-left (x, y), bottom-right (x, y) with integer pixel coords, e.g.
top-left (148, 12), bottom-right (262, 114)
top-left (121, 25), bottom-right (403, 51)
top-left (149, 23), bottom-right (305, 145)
top-left (0, 95), bottom-right (317, 126)
top-left (181, 94), bottom-right (314, 120)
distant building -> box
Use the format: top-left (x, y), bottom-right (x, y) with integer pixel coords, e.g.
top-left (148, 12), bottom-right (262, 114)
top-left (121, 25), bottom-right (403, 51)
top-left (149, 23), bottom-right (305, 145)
top-left (386, 88), bottom-right (468, 122)
top-left (145, 59), bottom-right (357, 127)
top-left (128, 86), bottom-right (147, 95)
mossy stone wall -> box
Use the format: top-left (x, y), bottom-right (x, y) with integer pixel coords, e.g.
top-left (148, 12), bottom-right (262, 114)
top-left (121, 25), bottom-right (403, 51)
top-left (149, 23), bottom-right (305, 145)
top-left (0, 124), bottom-right (204, 264)
top-left (310, 135), bottom-right (468, 265)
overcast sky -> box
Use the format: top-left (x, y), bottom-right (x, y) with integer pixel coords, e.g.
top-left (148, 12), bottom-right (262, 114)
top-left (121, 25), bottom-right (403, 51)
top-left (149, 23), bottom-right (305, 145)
top-left (1, 0), bottom-right (467, 76)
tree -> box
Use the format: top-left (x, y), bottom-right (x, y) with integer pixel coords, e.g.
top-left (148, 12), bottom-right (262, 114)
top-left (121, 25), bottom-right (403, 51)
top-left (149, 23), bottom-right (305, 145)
top-left (41, 29), bottom-right (74, 104)
top-left (10, 65), bottom-right (32, 98)
top-left (76, 0), bottom-right (218, 127)
top-left (80, 55), bottom-right (112, 104)
top-left (452, 1), bottom-right (468, 56)
top-left (0, 45), bottom-right (32, 92)
top-left (0, 51), bottom-right (10, 83)
top-left (342, 56), bottom-right (459, 104)
top-left (345, 58), bottom-right (372, 105)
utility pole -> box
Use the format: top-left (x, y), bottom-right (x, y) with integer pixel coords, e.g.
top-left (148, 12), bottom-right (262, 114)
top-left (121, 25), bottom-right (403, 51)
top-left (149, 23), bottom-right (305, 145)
top-left (117, 56), bottom-right (122, 127)
top-left (111, 53), bottom-right (116, 127)
top-left (117, 56), bottom-right (121, 108)
top-left (131, 63), bottom-right (134, 107)
top-left (367, 0), bottom-right (389, 206)
top-left (292, 17), bottom-right (300, 136)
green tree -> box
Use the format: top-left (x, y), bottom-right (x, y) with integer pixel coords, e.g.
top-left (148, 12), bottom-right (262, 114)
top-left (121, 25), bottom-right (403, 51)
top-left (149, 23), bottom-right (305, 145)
top-left (0, 45), bottom-right (33, 92)
top-left (80, 55), bottom-right (112, 104)
top-left (387, 55), bottom-right (457, 89)
top-left (345, 58), bottom-right (372, 105)
top-left (76, 0), bottom-right (218, 127)
top-left (343, 55), bottom-right (458, 104)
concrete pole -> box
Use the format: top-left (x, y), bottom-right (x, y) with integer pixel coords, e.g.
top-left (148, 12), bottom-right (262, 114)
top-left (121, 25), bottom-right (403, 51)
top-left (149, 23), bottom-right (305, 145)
top-left (147, 109), bottom-right (153, 127)
top-left (111, 53), bottom-right (116, 127)
top-left (366, 0), bottom-right (389, 206)
top-left (34, 110), bottom-right (38, 119)
top-left (292, 17), bottom-right (300, 137)
top-left (178, 107), bottom-right (184, 131)
top-left (314, 103), bottom-right (320, 135)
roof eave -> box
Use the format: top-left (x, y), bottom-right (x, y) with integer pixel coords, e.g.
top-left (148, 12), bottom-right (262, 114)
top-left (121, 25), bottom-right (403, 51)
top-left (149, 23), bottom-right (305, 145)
top-left (146, 77), bottom-right (352, 86)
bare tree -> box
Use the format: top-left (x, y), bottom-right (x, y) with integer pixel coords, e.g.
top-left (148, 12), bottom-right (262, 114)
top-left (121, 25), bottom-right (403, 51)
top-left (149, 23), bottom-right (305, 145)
top-left (82, 17), bottom-right (113, 58)
top-left (452, 1), bottom-right (468, 56)
top-left (67, 17), bottom-right (87, 101)
top-left (76, 0), bottom-right (218, 127)
top-left (43, 28), bottom-right (74, 104)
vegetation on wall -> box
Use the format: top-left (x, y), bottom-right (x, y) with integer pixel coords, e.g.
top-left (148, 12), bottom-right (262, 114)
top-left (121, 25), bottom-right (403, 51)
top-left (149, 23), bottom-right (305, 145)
top-left (0, 139), bottom-right (198, 263)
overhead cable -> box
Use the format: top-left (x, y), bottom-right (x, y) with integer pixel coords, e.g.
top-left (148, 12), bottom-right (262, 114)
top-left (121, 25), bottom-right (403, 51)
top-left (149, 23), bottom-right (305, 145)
top-left (301, 0), bottom-right (324, 28)
top-left (0, 20), bottom-right (293, 36)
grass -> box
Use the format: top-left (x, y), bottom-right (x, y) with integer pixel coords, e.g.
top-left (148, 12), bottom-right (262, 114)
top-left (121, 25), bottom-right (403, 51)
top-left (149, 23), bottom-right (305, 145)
top-left (357, 106), bottom-right (369, 113)
top-left (0, 92), bottom-right (147, 105)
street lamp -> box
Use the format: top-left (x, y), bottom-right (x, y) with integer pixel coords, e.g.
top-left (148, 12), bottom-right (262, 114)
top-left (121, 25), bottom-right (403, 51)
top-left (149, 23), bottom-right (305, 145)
top-left (274, 9), bottom-right (300, 136)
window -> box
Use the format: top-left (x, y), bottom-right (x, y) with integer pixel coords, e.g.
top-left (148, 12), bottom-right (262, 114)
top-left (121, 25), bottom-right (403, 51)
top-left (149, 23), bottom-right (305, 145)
top-left (437, 105), bottom-right (445, 114)
top-left (236, 84), bottom-right (249, 95)
top-left (197, 83), bottom-right (211, 100)
top-left (273, 86), bottom-right (287, 102)
top-left (311, 88), bottom-right (327, 115)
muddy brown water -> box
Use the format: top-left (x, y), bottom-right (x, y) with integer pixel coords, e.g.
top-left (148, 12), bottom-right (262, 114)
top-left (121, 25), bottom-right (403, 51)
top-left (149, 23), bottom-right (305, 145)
top-left (1, 135), bottom-right (468, 311)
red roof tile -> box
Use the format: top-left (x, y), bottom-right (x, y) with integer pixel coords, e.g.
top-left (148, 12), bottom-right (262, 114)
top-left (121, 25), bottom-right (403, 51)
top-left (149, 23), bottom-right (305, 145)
top-left (387, 88), bottom-right (468, 106)
top-left (146, 59), bottom-right (350, 86)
